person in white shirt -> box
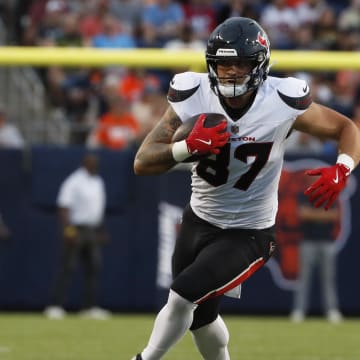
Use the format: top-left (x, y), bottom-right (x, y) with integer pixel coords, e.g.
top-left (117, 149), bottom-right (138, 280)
top-left (131, 17), bottom-right (360, 360)
top-left (44, 153), bottom-right (110, 320)
top-left (260, 0), bottom-right (299, 49)
top-left (0, 107), bottom-right (25, 149)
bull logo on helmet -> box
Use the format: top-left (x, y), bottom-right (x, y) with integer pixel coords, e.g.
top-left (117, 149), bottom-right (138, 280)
top-left (257, 32), bottom-right (268, 48)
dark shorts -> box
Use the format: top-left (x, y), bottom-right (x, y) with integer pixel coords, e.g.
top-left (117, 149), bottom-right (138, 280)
top-left (171, 204), bottom-right (276, 330)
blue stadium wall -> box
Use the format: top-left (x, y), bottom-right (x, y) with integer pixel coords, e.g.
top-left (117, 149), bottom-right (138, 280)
top-left (0, 146), bottom-right (359, 316)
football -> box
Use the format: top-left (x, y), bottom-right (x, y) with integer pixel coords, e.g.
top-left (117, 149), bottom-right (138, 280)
top-left (171, 113), bottom-right (227, 163)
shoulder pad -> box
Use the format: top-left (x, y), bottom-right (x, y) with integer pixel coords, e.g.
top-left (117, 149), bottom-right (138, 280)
top-left (167, 72), bottom-right (201, 103)
top-left (276, 77), bottom-right (312, 110)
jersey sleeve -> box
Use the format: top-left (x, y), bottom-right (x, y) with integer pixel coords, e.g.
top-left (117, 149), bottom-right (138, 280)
top-left (167, 72), bottom-right (202, 122)
top-left (57, 176), bottom-right (75, 208)
top-left (276, 77), bottom-right (312, 116)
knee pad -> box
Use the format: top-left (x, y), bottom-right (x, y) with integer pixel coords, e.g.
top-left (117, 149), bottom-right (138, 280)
top-left (167, 289), bottom-right (197, 314)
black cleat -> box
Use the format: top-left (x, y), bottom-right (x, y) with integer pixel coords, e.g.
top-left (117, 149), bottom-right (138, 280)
top-left (131, 354), bottom-right (142, 360)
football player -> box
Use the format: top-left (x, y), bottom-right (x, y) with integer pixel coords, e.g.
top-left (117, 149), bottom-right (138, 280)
top-left (131, 17), bottom-right (360, 360)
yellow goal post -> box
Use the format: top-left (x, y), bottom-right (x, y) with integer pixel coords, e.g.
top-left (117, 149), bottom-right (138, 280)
top-left (0, 47), bottom-right (359, 71)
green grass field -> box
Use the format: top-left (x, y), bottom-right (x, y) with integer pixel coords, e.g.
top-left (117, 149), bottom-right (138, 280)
top-left (0, 313), bottom-right (359, 360)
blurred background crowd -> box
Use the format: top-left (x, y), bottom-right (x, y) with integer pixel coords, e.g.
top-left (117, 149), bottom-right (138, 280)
top-left (0, 0), bottom-right (359, 152)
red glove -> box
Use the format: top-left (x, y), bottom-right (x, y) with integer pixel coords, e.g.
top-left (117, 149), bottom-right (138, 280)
top-left (304, 163), bottom-right (350, 210)
top-left (186, 114), bottom-right (230, 155)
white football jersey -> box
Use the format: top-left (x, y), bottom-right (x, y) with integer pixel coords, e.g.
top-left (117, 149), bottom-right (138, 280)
top-left (168, 72), bottom-right (312, 229)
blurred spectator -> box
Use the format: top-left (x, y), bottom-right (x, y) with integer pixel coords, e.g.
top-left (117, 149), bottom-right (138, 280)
top-left (164, 23), bottom-right (206, 50)
top-left (60, 69), bottom-right (95, 144)
top-left (333, 28), bottom-right (360, 51)
top-left (286, 0), bottom-right (304, 6)
top-left (330, 70), bottom-right (359, 118)
top-left (134, 17), bottom-right (163, 48)
top-left (131, 80), bottom-right (168, 141)
top-left (312, 6), bottom-right (338, 49)
top-left (309, 73), bottom-right (334, 105)
top-left (338, 0), bottom-right (360, 32)
top-left (326, 0), bottom-right (351, 15)
top-left (56, 12), bottom-right (84, 46)
top-left (94, 69), bottom-right (166, 143)
top-left (119, 69), bottom-right (147, 102)
top-left (0, 0), bottom-right (19, 43)
top-left (94, 72), bottom-right (122, 116)
top-left (93, 68), bottom-right (156, 110)
top-left (141, 0), bottom-right (185, 47)
top-left (216, 0), bottom-right (259, 25)
top-left (285, 131), bottom-right (325, 155)
top-left (21, 0), bottom-right (65, 45)
top-left (109, 0), bottom-right (143, 35)
top-left (87, 94), bottom-right (140, 150)
top-left (78, 0), bottom-right (109, 43)
top-left (182, 0), bottom-right (216, 43)
top-left (290, 175), bottom-right (343, 323)
top-left (44, 153), bottom-right (110, 320)
top-left (0, 106), bottom-right (25, 149)
top-left (296, 0), bottom-right (328, 26)
top-left (26, 0), bottom-right (48, 26)
top-left (91, 13), bottom-right (136, 48)
top-left (293, 24), bottom-right (317, 49)
top-left (36, 0), bottom-right (68, 46)
top-left (260, 0), bottom-right (299, 49)
top-left (285, 71), bottom-right (341, 155)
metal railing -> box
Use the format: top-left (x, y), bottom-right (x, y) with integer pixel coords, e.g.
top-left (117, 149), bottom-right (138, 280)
top-left (0, 18), bottom-right (69, 145)
top-left (0, 66), bottom-right (69, 145)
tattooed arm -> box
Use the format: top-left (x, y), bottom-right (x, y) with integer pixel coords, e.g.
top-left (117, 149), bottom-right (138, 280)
top-left (134, 106), bottom-right (182, 175)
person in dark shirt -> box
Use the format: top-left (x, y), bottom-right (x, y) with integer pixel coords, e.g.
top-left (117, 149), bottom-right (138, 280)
top-left (290, 177), bottom-right (343, 323)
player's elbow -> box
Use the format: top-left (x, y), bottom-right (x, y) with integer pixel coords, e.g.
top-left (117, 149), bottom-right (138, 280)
top-left (133, 155), bottom-right (156, 175)
top-left (133, 157), bottom-right (147, 175)
top-left (134, 156), bottom-right (175, 175)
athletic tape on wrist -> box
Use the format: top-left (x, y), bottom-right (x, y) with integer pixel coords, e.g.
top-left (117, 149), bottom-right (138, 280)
top-left (172, 140), bottom-right (190, 162)
top-left (336, 153), bottom-right (355, 172)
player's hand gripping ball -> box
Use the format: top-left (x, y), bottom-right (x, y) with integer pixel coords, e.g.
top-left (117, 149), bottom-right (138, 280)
top-left (171, 113), bottom-right (230, 162)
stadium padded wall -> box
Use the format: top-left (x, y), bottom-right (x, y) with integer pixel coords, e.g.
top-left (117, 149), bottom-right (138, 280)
top-left (0, 147), bottom-right (359, 315)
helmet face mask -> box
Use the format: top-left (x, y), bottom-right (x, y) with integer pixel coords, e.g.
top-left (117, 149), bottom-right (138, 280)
top-left (206, 17), bottom-right (270, 98)
top-left (210, 66), bottom-right (251, 98)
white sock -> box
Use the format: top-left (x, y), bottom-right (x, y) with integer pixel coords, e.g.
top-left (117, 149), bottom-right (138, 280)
top-left (141, 289), bottom-right (197, 360)
top-left (191, 315), bottom-right (230, 360)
